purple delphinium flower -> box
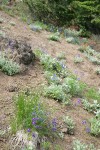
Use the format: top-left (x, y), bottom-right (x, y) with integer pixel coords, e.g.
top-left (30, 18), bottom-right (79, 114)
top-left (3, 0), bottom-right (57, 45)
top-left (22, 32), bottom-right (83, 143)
top-left (35, 125), bottom-right (42, 129)
top-left (52, 127), bottom-right (57, 131)
top-left (52, 118), bottom-right (57, 131)
top-left (86, 127), bottom-right (91, 133)
top-left (32, 133), bottom-right (36, 138)
top-left (27, 128), bottom-right (31, 132)
top-left (32, 118), bottom-right (39, 121)
top-left (32, 121), bottom-right (36, 125)
top-left (82, 120), bottom-right (87, 125)
top-left (52, 118), bottom-right (57, 125)
top-left (77, 78), bottom-right (80, 81)
top-left (77, 99), bottom-right (81, 104)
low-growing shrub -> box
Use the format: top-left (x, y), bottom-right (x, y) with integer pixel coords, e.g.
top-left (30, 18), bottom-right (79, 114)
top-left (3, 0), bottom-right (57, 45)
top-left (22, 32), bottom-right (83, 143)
top-left (63, 116), bottom-right (75, 135)
top-left (63, 77), bottom-right (86, 97)
top-left (66, 37), bottom-right (80, 45)
top-left (56, 52), bottom-right (66, 60)
top-left (0, 55), bottom-right (20, 75)
top-left (85, 88), bottom-right (100, 101)
top-left (73, 140), bottom-right (97, 150)
top-left (35, 50), bottom-right (68, 78)
top-left (90, 117), bottom-right (100, 136)
top-left (73, 140), bottom-right (87, 150)
top-left (82, 99), bottom-right (100, 114)
top-left (74, 56), bottom-right (84, 63)
top-left (64, 29), bottom-right (81, 37)
top-left (48, 33), bottom-right (60, 42)
top-left (44, 84), bottom-right (71, 104)
top-left (29, 24), bottom-right (42, 32)
top-left (45, 71), bottom-right (61, 85)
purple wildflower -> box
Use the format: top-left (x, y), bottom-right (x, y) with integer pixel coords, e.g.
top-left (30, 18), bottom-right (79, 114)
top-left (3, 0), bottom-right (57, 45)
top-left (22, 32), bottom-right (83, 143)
top-left (32, 118), bottom-right (39, 121)
top-left (52, 118), bottom-right (57, 125)
top-left (86, 127), bottom-right (91, 133)
top-left (32, 121), bottom-right (36, 125)
top-left (82, 120), bottom-right (87, 125)
top-left (32, 133), bottom-right (36, 138)
top-left (77, 99), bottom-right (81, 104)
top-left (35, 125), bottom-right (42, 129)
top-left (52, 127), bottom-right (57, 131)
top-left (27, 128), bottom-right (31, 132)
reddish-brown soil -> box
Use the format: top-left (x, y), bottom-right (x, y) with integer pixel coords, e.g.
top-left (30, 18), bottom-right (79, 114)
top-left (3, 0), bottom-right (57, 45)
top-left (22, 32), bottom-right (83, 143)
top-left (0, 11), bottom-right (100, 150)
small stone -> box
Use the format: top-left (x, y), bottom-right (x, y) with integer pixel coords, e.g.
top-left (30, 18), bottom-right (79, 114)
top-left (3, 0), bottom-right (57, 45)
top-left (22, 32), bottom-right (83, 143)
top-left (61, 128), bottom-right (68, 133)
top-left (8, 85), bottom-right (19, 92)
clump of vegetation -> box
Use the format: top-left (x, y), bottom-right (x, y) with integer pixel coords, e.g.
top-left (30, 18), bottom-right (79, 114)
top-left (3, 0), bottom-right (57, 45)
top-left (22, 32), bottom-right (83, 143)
top-left (74, 56), bottom-right (84, 63)
top-left (82, 99), bottom-right (100, 114)
top-left (0, 54), bottom-right (20, 75)
top-left (64, 29), bottom-right (81, 37)
top-left (44, 84), bottom-right (71, 105)
top-left (66, 37), bottom-right (80, 45)
top-left (11, 92), bottom-right (58, 137)
top-left (63, 116), bottom-right (75, 135)
top-left (35, 49), bottom-right (68, 78)
top-left (79, 46), bottom-right (100, 65)
top-left (90, 117), bottom-right (100, 136)
top-left (73, 140), bottom-right (87, 150)
top-left (45, 71), bottom-right (61, 85)
top-left (0, 30), bottom-right (6, 38)
top-left (41, 141), bottom-right (52, 150)
top-left (73, 140), bottom-right (96, 150)
top-left (63, 77), bottom-right (86, 97)
top-left (48, 33), bottom-right (60, 42)
top-left (85, 88), bottom-right (100, 101)
top-left (56, 52), bottom-right (66, 60)
top-left (29, 24), bottom-right (42, 32)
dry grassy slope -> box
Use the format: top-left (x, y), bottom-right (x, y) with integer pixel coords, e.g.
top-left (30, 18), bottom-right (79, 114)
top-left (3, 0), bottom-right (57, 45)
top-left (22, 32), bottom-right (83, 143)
top-left (0, 11), bottom-right (100, 150)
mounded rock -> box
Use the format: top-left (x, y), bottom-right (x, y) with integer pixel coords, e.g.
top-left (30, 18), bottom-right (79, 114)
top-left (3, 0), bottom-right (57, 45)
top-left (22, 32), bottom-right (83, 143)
top-left (8, 39), bottom-right (35, 65)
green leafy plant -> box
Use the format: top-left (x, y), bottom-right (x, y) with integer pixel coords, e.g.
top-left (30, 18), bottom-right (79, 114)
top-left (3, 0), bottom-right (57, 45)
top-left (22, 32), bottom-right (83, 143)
top-left (0, 55), bottom-right (20, 75)
top-left (64, 29), bottom-right (81, 37)
top-left (44, 84), bottom-right (71, 104)
top-left (41, 141), bottom-right (51, 150)
top-left (73, 140), bottom-right (87, 150)
top-left (48, 32), bottom-right (60, 42)
top-left (29, 24), bottom-right (42, 32)
top-left (82, 99), bottom-right (100, 114)
top-left (63, 116), bottom-right (75, 135)
top-left (56, 52), bottom-right (66, 60)
top-left (35, 50), bottom-right (68, 78)
top-left (66, 37), bottom-right (80, 45)
top-left (63, 77), bottom-right (86, 97)
top-left (44, 71), bottom-right (61, 85)
top-left (74, 56), bottom-right (84, 63)
top-left (73, 140), bottom-right (96, 150)
top-left (85, 88), bottom-right (100, 101)
top-left (90, 117), bottom-right (100, 136)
